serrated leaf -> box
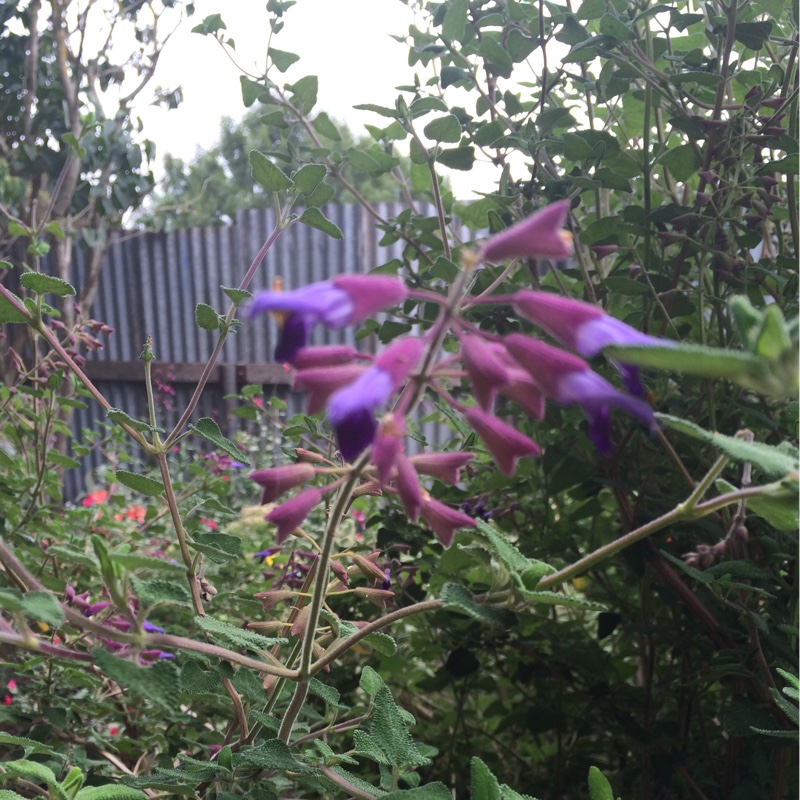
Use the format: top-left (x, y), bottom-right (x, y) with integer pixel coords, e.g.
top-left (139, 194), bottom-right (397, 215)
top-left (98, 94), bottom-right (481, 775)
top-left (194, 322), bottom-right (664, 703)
top-left (190, 417), bottom-right (250, 465)
top-left (20, 272), bottom-right (75, 297)
top-left (195, 303), bottom-right (222, 331)
top-left (0, 790), bottom-right (29, 799)
top-left (381, 784), bottom-right (452, 800)
top-left (339, 620), bottom-right (397, 656)
top-left (292, 164), bottom-right (327, 195)
top-left (92, 649), bottom-right (180, 708)
top-left (131, 577), bottom-right (192, 608)
top-left (107, 408), bottom-right (162, 433)
top-left (436, 146), bottom-right (475, 170)
top-left (20, 591), bottom-right (64, 628)
top-left (0, 291), bottom-right (32, 323)
top-left (189, 532), bottom-right (242, 563)
top-left (371, 686), bottom-right (430, 767)
top-left (47, 545), bottom-right (99, 570)
top-left (195, 615), bottom-right (285, 652)
top-left (221, 286), bottom-right (252, 307)
top-left (298, 208), bottom-right (343, 239)
top-left (471, 757), bottom-right (501, 800)
top-left (250, 150), bottom-right (293, 192)
top-left (657, 415), bottom-right (799, 476)
top-left (474, 519), bottom-right (542, 576)
top-left (236, 739), bottom-right (318, 774)
top-left (359, 665), bottom-right (386, 697)
top-left (74, 787), bottom-right (149, 800)
top-left (2, 761), bottom-right (65, 799)
top-left (114, 470), bottom-right (164, 497)
top-left (517, 588), bottom-right (605, 611)
top-left (441, 583), bottom-right (516, 627)
top-left (308, 678), bottom-right (342, 708)
top-left (424, 114), bottom-right (462, 143)
top-left (111, 554), bottom-right (184, 573)
top-left (47, 452), bottom-right (80, 469)
top-left (180, 660), bottom-right (222, 695)
top-left (0, 733), bottom-right (63, 758)
top-left (351, 730), bottom-right (391, 765)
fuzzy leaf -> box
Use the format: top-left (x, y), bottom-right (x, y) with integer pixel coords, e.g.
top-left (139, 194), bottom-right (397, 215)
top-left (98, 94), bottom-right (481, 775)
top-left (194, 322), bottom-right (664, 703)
top-left (471, 757), bottom-right (501, 800)
top-left (715, 478), bottom-right (798, 531)
top-left (250, 150), bottom-right (293, 192)
top-left (180, 661), bottom-right (222, 695)
top-left (20, 591), bottom-right (64, 628)
top-left (292, 164), bottom-right (327, 195)
top-left (107, 408), bottom-right (162, 433)
top-left (235, 739), bottom-right (318, 774)
top-left (221, 286), bottom-right (252, 307)
top-left (441, 583), bottom-right (517, 628)
top-left (370, 687), bottom-right (430, 768)
top-left (189, 418), bottom-right (249, 465)
top-left (195, 303), bottom-right (222, 331)
top-left (91, 649), bottom-right (180, 709)
top-left (0, 733), bottom-right (62, 758)
top-left (2, 761), bottom-right (66, 799)
top-left (588, 766), bottom-right (615, 800)
top-left (195, 615), bottom-right (286, 652)
top-left (189, 532), bottom-right (242, 563)
top-left (74, 787), bottom-right (149, 800)
top-left (298, 208), bottom-right (343, 239)
top-left (20, 272), bottom-right (75, 297)
top-left (131, 577), bottom-right (192, 608)
top-left (381, 785), bottom-right (452, 800)
top-left (114, 470), bottom-right (165, 497)
top-left (0, 291), bottom-right (31, 323)
top-left (111, 554), bottom-right (184, 573)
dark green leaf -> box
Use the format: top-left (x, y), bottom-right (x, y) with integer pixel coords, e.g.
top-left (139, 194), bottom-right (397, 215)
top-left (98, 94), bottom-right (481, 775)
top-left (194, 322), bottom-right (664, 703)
top-left (424, 114), bottom-right (462, 143)
top-left (0, 291), bottom-right (30, 323)
top-left (292, 164), bottom-right (327, 195)
top-left (436, 146), bottom-right (475, 170)
top-left (441, 583), bottom-right (516, 627)
top-left (660, 144), bottom-right (700, 180)
top-left (442, 0), bottom-right (468, 42)
top-left (91, 649), bottom-right (180, 708)
top-left (195, 302), bottom-right (222, 331)
top-left (189, 417), bottom-right (250, 464)
top-left (180, 661), bottom-right (222, 695)
top-left (189, 532), bottom-right (242, 563)
top-left (269, 47), bottom-right (300, 72)
top-left (734, 21), bottom-right (773, 50)
top-left (221, 286), bottom-right (252, 307)
top-left (107, 408), bottom-right (162, 433)
top-left (114, 470), bottom-right (165, 497)
top-left (371, 687), bottom-right (430, 767)
top-left (131, 577), bottom-right (192, 608)
top-left (312, 112), bottom-right (341, 141)
top-left (381, 784), bottom-right (452, 800)
top-left (250, 150), bottom-right (293, 192)
top-left (195, 615), bottom-right (285, 651)
top-left (298, 208), bottom-right (343, 239)
top-left (74, 786), bottom-right (149, 800)
top-left (236, 740), bottom-right (318, 774)
top-left (20, 273), bottom-right (75, 297)
top-left (286, 75), bottom-right (318, 113)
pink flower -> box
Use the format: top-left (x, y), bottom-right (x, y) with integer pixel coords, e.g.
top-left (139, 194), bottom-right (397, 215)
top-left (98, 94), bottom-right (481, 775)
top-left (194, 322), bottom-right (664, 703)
top-left (464, 407), bottom-right (541, 476)
top-left (293, 364), bottom-right (367, 415)
top-left (460, 334), bottom-right (510, 410)
top-left (82, 489), bottom-right (109, 507)
top-left (371, 414), bottom-right (405, 484)
top-left (481, 201), bottom-right (573, 262)
top-left (292, 345), bottom-right (360, 369)
top-left (409, 452), bottom-right (474, 484)
top-left (265, 488), bottom-right (322, 543)
top-left (420, 497), bottom-right (476, 547)
top-left (250, 463), bottom-right (316, 504)
top-left (395, 454), bottom-right (423, 523)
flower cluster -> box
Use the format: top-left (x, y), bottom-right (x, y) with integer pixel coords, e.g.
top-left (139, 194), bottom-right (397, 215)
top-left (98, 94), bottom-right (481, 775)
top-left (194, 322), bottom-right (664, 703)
top-left (247, 201), bottom-right (668, 548)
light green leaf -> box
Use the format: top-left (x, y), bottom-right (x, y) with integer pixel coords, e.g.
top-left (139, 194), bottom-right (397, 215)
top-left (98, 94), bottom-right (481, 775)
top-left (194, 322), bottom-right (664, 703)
top-left (2, 761), bottom-right (66, 800)
top-left (286, 75), bottom-right (318, 113)
top-left (442, 0), bottom-right (468, 42)
top-left (371, 686), bottom-right (430, 767)
top-left (20, 272), bottom-right (75, 297)
top-left (657, 414), bottom-right (799, 476)
top-left (0, 733), bottom-right (63, 758)
top-left (339, 621), bottom-right (397, 656)
top-left (588, 766), bottom-right (615, 800)
top-left (308, 678), bottom-right (342, 709)
top-left (92, 649), bottom-right (180, 709)
top-left (180, 660), bottom-right (222, 695)
top-left (195, 303), bottom-right (222, 331)
top-left (436, 146), bottom-right (475, 170)
top-left (660, 144), bottom-right (700, 180)
top-left (0, 291), bottom-right (30, 323)
top-left (0, 790), bottom-right (30, 799)
top-left (221, 286), bottom-right (252, 307)
top-left (47, 452), bottom-right (80, 469)
top-left (250, 150), bottom-right (293, 192)
top-left (715, 478), bottom-right (798, 531)
top-left (298, 208), bottom-right (343, 239)
top-left (74, 787), bottom-right (149, 800)
top-left (107, 408), bottom-right (162, 433)
top-left (599, 13), bottom-right (633, 40)
top-left (359, 665), bottom-right (386, 697)
top-left (381, 784), bottom-right (452, 800)
top-left (312, 112), bottom-right (341, 141)
top-left (195, 615), bottom-right (286, 652)
top-left (131, 577), bottom-right (192, 608)
top-left (292, 164), bottom-right (327, 195)
top-left (424, 114), bottom-right (462, 143)
top-left (112, 554), bottom-right (183, 573)
top-left (441, 583), bottom-right (517, 627)
top-left (269, 47), bottom-right (300, 72)
top-left (235, 739), bottom-right (318, 774)
top-left (189, 417), bottom-right (249, 465)
top-left (20, 591), bottom-right (64, 628)
top-left (189, 532), bottom-right (242, 563)
top-left (114, 470), bottom-right (165, 497)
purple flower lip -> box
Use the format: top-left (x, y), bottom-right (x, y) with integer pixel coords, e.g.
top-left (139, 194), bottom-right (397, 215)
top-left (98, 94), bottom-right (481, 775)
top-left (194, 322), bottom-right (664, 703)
top-left (253, 546), bottom-right (282, 562)
top-left (142, 620), bottom-right (165, 634)
top-left (481, 200), bottom-right (573, 262)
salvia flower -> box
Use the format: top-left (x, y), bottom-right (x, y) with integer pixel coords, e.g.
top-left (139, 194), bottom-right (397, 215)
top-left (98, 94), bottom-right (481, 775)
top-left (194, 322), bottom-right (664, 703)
top-left (512, 291), bottom-right (671, 396)
top-left (291, 345), bottom-right (360, 369)
top-left (481, 200), bottom-right (573, 262)
top-left (327, 338), bottom-right (423, 461)
top-left (504, 334), bottom-right (656, 456)
top-left (248, 276), bottom-right (407, 363)
top-left (460, 334), bottom-right (510, 410)
top-left (372, 414), bottom-right (405, 484)
top-left (293, 364), bottom-right (367, 415)
top-left (464, 407), bottom-right (541, 476)
top-left (265, 487), bottom-right (322, 543)
top-left (250, 463), bottom-right (316, 504)
top-left (420, 495), bottom-right (476, 547)
top-left (409, 452), bottom-right (474, 485)
top-left (394, 453), bottom-right (423, 523)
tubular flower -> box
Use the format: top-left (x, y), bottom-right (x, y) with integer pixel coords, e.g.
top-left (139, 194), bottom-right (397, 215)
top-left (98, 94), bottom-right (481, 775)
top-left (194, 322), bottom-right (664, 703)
top-left (512, 290), bottom-right (671, 395)
top-left (504, 334), bottom-right (656, 456)
top-left (394, 453), bottom-right (423, 523)
top-left (464, 407), bottom-right (541, 476)
top-left (293, 364), bottom-right (367, 415)
top-left (481, 200), bottom-right (573, 262)
top-left (265, 487), bottom-right (322, 543)
top-left (460, 334), bottom-right (510, 410)
top-left (248, 276), bottom-right (407, 363)
top-left (372, 414), bottom-right (405, 484)
top-left (409, 452), bottom-right (474, 485)
top-left (327, 338), bottom-right (423, 462)
top-left (420, 495), bottom-right (476, 547)
top-left (291, 345), bottom-right (360, 369)
top-left (250, 463), bottom-right (316, 504)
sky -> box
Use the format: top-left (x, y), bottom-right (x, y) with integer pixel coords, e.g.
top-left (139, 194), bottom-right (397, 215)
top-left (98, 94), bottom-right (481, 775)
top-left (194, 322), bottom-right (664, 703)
top-left (136, 0), bottom-right (492, 198)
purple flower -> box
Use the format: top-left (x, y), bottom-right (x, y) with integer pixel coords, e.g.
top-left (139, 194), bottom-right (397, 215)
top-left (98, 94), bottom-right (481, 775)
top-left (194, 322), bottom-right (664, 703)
top-left (504, 335), bottom-right (656, 456)
top-left (481, 200), bottom-right (573, 262)
top-left (395, 453), bottom-right (423, 523)
top-left (293, 364), bottom-right (367, 415)
top-left (249, 463), bottom-right (316, 504)
top-left (265, 487), bottom-right (322, 543)
top-left (420, 496), bottom-right (476, 547)
top-left (253, 546), bottom-right (281, 563)
top-left (292, 345), bottom-right (360, 369)
top-left (327, 338), bottom-right (423, 461)
top-left (142, 620), bottom-right (165, 634)
top-left (409, 452), bottom-right (474, 485)
top-left (512, 290), bottom-right (670, 367)
top-left (248, 276), bottom-right (407, 363)
top-left (460, 334), bottom-right (510, 410)
top-left (372, 414), bottom-right (405, 484)
top-left (464, 407), bottom-right (541, 476)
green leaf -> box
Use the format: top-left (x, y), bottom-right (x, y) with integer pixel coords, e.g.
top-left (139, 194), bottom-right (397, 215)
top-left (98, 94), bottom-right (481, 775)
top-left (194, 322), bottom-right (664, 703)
top-left (20, 272), bottom-right (75, 297)
top-left (189, 417), bottom-right (249, 465)
top-left (195, 615), bottom-right (285, 652)
top-left (292, 164), bottom-right (327, 195)
top-left (48, 452), bottom-right (80, 469)
top-left (107, 408), bottom-right (162, 433)
top-left (371, 686), bottom-right (430, 767)
top-left (180, 660), bottom-right (222, 695)
top-left (269, 47), bottom-right (300, 72)
top-left (236, 739), bottom-right (318, 774)
top-left (298, 208), bottom-right (343, 239)
top-left (471, 757), bottom-right (501, 800)
top-left (441, 583), bottom-right (517, 627)
top-left (657, 414), bottom-right (799, 476)
top-left (20, 591), bottom-right (64, 628)
top-left (716, 478), bottom-right (798, 531)
top-left (74, 787), bottom-right (149, 800)
top-left (114, 470), bottom-right (165, 497)
top-left (240, 76), bottom-right (263, 107)
top-left (359, 665), bottom-right (386, 697)
top-left (734, 20), bottom-right (772, 50)
top-left (308, 678), bottom-right (342, 709)
top-left (660, 144), bottom-right (700, 181)
top-left (424, 114), bottom-right (462, 143)
top-left (339, 621), bottom-right (397, 656)
top-left (599, 13), bottom-right (633, 40)
top-left (0, 790), bottom-right (30, 799)
top-left (92, 649), bottom-right (180, 708)
top-left (588, 766), bottom-right (615, 800)
top-left (195, 302), bottom-right (222, 331)
top-left (0, 291), bottom-right (30, 323)
top-left (131, 577), bottom-right (192, 608)
top-left (286, 75), bottom-right (318, 113)
top-left (381, 784), bottom-right (452, 800)
top-left (221, 286), bottom-right (252, 307)
top-left (112, 554), bottom-right (184, 573)
top-left (312, 112), bottom-right (341, 141)
top-left (442, 0), bottom-right (468, 42)
top-left (517, 588), bottom-right (605, 611)
top-left (0, 733), bottom-right (63, 758)
top-left (436, 146), bottom-right (475, 170)
top-left (250, 150), bottom-right (293, 192)
top-left (2, 761), bottom-right (66, 800)
top-left (189, 532), bottom-right (242, 563)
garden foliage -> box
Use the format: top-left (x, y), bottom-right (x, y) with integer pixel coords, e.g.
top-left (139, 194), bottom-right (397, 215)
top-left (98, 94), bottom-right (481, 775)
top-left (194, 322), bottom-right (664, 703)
top-left (0, 0), bottom-right (798, 799)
